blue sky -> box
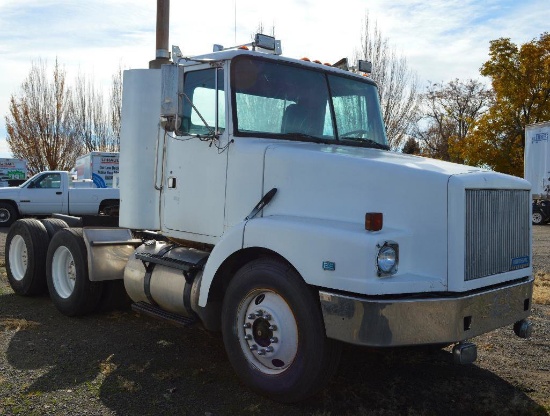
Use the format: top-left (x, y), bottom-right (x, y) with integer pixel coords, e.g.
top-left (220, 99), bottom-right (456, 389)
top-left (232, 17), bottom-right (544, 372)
top-left (0, 0), bottom-right (548, 157)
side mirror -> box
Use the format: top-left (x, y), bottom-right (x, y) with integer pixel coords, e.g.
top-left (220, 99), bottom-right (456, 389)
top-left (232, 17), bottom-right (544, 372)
top-left (160, 64), bottom-right (184, 133)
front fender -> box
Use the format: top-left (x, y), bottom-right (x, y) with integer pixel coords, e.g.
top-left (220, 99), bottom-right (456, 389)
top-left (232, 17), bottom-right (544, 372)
top-left (198, 221), bottom-right (245, 307)
top-left (199, 215), bottom-right (446, 307)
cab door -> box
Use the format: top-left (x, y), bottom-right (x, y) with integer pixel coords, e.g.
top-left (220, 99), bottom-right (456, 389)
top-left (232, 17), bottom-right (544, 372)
top-left (18, 172), bottom-right (65, 215)
top-left (161, 65), bottom-right (228, 242)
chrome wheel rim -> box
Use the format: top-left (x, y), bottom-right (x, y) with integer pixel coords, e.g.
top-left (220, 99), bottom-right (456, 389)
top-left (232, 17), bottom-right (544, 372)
top-left (237, 289), bottom-right (298, 375)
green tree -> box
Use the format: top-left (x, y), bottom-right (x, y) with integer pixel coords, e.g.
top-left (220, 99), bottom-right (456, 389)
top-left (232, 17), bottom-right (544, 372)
top-left (457, 33), bottom-right (550, 176)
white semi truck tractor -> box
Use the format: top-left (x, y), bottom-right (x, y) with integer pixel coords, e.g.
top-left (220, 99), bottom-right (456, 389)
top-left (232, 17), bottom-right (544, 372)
top-left (5, 17), bottom-right (533, 404)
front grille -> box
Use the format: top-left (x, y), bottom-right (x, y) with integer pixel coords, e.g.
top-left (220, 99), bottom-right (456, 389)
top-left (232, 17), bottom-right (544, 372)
top-left (465, 189), bottom-right (530, 281)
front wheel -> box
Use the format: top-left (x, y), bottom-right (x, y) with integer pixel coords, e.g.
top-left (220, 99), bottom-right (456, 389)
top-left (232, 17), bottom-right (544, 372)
top-left (221, 258), bottom-right (341, 403)
top-left (533, 210), bottom-right (544, 225)
top-left (46, 228), bottom-right (104, 316)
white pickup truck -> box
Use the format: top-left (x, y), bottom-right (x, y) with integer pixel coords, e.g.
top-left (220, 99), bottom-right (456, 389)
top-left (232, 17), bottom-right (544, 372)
top-left (0, 170), bottom-right (119, 226)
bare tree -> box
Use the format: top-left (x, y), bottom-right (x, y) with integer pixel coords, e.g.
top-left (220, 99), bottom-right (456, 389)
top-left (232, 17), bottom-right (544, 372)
top-left (109, 66), bottom-right (123, 151)
top-left (5, 60), bottom-right (83, 174)
top-left (356, 13), bottom-right (420, 149)
top-left (414, 79), bottom-right (493, 162)
top-left (72, 72), bottom-right (119, 153)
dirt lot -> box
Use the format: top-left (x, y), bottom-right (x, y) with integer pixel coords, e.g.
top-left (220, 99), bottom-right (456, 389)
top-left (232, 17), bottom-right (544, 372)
top-left (0, 226), bottom-right (549, 416)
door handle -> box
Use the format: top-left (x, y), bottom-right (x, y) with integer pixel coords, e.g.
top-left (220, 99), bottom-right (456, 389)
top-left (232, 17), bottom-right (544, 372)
top-left (56, 191), bottom-right (62, 195)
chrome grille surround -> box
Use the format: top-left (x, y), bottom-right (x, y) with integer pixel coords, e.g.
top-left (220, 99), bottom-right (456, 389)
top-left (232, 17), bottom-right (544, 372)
top-left (465, 190), bottom-right (530, 281)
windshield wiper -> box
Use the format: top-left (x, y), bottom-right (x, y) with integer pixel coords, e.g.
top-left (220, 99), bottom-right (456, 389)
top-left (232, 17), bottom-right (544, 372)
top-left (277, 132), bottom-right (325, 142)
top-left (340, 136), bottom-right (389, 150)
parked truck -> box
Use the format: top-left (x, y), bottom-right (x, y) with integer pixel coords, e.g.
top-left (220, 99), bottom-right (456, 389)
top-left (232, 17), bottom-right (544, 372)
top-left (4, 7), bottom-right (534, 402)
top-left (0, 171), bottom-right (119, 227)
top-left (524, 121), bottom-right (550, 224)
top-left (75, 152), bottom-right (120, 188)
top-left (0, 158), bottom-right (27, 187)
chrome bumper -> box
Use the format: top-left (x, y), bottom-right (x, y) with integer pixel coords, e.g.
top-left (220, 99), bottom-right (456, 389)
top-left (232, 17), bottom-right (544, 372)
top-left (319, 278), bottom-right (533, 347)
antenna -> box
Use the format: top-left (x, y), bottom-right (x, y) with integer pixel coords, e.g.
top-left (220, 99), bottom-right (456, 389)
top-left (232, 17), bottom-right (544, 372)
top-left (234, 0), bottom-right (237, 43)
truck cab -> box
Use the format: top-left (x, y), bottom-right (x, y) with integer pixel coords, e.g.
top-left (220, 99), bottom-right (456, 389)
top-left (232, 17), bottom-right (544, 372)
top-left (5, 34), bottom-right (533, 403)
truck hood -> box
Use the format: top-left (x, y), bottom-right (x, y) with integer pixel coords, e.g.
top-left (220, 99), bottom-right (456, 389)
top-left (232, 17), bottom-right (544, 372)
top-left (260, 142), bottom-right (529, 293)
top-left (262, 141), bottom-right (486, 223)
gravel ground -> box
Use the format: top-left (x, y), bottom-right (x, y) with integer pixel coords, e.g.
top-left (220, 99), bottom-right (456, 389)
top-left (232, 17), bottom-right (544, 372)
top-left (0, 226), bottom-right (549, 416)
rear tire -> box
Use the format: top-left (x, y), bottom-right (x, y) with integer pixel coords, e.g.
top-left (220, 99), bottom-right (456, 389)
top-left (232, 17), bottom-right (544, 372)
top-left (5, 219), bottom-right (50, 295)
top-left (221, 258), bottom-right (341, 403)
top-left (0, 202), bottom-right (18, 227)
top-left (46, 228), bottom-right (104, 316)
top-left (40, 218), bottom-right (68, 239)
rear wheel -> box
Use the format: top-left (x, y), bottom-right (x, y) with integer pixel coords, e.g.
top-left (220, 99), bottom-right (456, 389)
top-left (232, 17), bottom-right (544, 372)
top-left (5, 219), bottom-right (49, 295)
top-left (221, 258), bottom-right (341, 403)
top-left (46, 228), bottom-right (104, 316)
top-left (0, 202), bottom-right (18, 227)
top-left (40, 218), bottom-right (68, 239)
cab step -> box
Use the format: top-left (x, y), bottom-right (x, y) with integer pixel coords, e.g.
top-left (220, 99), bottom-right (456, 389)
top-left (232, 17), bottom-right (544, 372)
top-left (131, 301), bottom-right (197, 327)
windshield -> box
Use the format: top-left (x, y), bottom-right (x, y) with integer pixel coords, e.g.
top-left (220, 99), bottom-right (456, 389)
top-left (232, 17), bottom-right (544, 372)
top-left (231, 56), bottom-right (388, 149)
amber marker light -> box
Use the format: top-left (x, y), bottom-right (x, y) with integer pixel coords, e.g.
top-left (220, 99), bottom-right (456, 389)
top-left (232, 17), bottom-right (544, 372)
top-left (365, 212), bottom-right (383, 231)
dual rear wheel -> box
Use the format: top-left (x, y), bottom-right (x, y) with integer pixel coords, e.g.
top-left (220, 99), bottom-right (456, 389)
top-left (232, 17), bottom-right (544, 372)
top-left (5, 219), bottom-right (125, 316)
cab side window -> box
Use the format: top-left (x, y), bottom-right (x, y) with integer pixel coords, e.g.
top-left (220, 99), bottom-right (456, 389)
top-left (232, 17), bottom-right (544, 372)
top-left (181, 68), bottom-right (225, 135)
top-left (33, 173), bottom-right (61, 189)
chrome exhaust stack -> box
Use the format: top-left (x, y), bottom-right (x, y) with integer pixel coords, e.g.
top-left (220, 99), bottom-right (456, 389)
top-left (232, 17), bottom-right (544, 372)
top-left (149, 0), bottom-right (171, 69)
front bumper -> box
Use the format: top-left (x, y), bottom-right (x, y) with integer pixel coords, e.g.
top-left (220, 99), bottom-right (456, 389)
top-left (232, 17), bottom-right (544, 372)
top-left (319, 278), bottom-right (533, 347)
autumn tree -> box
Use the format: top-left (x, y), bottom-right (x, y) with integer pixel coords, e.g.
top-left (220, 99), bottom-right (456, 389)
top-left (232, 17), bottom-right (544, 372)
top-left (456, 33), bottom-right (550, 176)
top-left (414, 79), bottom-right (492, 162)
top-left (5, 61), bottom-right (123, 174)
top-left (5, 60), bottom-right (83, 174)
top-left (356, 13), bottom-right (420, 149)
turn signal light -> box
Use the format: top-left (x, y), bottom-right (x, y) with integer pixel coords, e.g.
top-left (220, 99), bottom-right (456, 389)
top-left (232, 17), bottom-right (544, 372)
top-left (365, 212), bottom-right (383, 231)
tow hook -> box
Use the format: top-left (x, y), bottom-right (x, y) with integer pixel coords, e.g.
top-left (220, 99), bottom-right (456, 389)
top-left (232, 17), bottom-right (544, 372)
top-left (452, 341), bottom-right (477, 365)
top-left (513, 319), bottom-right (533, 339)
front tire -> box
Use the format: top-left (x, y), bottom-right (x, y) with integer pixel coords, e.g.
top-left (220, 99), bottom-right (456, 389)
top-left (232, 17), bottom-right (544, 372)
top-left (532, 210), bottom-right (544, 225)
top-left (5, 219), bottom-right (50, 295)
top-left (221, 258), bottom-right (341, 403)
top-left (46, 228), bottom-right (104, 316)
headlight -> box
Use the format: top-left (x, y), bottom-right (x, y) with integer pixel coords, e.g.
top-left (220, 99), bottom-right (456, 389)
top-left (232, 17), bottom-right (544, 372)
top-left (377, 242), bottom-right (399, 277)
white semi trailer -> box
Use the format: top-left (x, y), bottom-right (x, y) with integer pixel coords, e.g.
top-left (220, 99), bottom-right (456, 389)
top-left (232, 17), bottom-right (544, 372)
top-left (524, 121), bottom-right (550, 224)
top-left (75, 152), bottom-right (120, 188)
top-left (4, 4), bottom-right (534, 403)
